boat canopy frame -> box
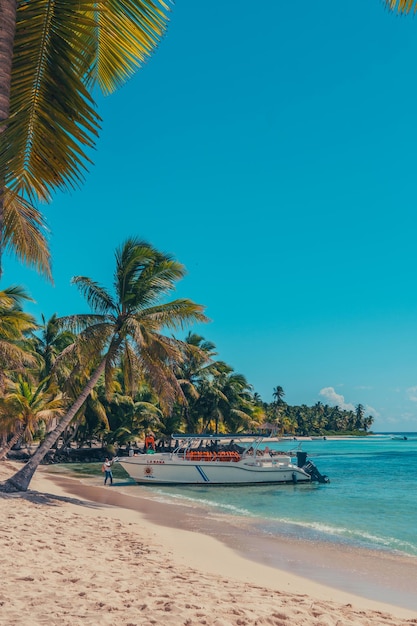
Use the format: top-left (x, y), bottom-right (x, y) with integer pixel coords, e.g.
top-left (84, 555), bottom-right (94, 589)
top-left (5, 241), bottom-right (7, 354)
top-left (171, 434), bottom-right (276, 460)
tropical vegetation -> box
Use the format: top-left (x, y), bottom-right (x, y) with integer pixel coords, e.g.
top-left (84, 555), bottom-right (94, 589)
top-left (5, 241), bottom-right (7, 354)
top-left (0, 236), bottom-right (208, 491)
top-left (0, 236), bottom-right (375, 492)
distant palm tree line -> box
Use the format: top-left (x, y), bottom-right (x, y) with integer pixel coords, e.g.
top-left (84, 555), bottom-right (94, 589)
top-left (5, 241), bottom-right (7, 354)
top-left (267, 387), bottom-right (374, 436)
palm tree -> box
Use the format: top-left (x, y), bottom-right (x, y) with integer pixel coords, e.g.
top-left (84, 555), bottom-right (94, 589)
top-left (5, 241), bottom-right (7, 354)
top-left (57, 374), bottom-right (110, 451)
top-left (355, 403), bottom-right (365, 430)
top-left (272, 386), bottom-right (285, 405)
top-left (0, 0), bottom-right (170, 277)
top-left (0, 285), bottom-right (37, 449)
top-left (175, 332), bottom-right (218, 431)
top-left (271, 385), bottom-right (285, 433)
top-left (0, 375), bottom-right (65, 461)
top-left (0, 286), bottom-right (38, 392)
top-left (94, 372), bottom-right (164, 450)
top-left (195, 363), bottom-right (254, 434)
top-left (1, 237), bottom-right (207, 491)
top-left (30, 313), bottom-right (76, 384)
top-left (219, 371), bottom-right (256, 433)
top-left (363, 415), bottom-right (374, 432)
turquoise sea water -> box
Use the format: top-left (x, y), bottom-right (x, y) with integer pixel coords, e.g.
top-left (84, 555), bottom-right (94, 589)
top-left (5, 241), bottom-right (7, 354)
top-left (134, 434), bottom-right (417, 558)
top-left (53, 434), bottom-right (417, 559)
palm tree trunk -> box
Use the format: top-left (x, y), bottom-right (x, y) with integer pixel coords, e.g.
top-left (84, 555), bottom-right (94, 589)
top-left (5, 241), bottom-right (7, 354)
top-left (0, 0), bottom-right (17, 278)
top-left (0, 355), bottom-right (107, 492)
top-left (0, 423), bottom-right (22, 461)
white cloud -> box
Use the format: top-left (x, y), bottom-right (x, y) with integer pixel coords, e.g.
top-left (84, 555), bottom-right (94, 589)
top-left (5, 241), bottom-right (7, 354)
top-left (319, 388), bottom-right (380, 417)
top-left (384, 412), bottom-right (416, 426)
top-left (319, 387), bottom-right (355, 411)
top-left (364, 404), bottom-right (379, 418)
top-left (406, 386), bottom-right (417, 403)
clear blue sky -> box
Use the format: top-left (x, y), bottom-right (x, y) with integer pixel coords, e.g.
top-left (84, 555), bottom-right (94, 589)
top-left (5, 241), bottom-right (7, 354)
top-left (5, 1), bottom-right (417, 431)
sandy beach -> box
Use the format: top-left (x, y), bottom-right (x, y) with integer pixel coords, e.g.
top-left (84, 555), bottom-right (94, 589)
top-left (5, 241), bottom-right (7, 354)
top-left (1, 461), bottom-right (417, 626)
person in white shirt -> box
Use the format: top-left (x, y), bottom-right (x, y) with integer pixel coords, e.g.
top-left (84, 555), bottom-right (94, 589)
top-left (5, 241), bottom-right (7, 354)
top-left (102, 457), bottom-right (113, 485)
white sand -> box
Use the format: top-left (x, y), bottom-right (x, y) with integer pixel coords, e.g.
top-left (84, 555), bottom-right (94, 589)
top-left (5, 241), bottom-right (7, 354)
top-left (1, 460), bottom-right (416, 626)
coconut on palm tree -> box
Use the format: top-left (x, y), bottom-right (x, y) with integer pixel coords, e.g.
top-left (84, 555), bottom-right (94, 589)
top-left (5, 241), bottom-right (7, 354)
top-left (1, 237), bottom-right (207, 492)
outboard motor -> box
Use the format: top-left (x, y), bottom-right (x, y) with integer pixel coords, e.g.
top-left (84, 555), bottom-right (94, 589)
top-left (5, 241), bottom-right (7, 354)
top-left (296, 450), bottom-right (329, 483)
top-left (296, 451), bottom-right (307, 467)
top-left (303, 460), bottom-right (330, 484)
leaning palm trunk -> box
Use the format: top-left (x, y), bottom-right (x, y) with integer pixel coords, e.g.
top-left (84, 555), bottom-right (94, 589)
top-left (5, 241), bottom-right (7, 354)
top-left (1, 354), bottom-right (107, 492)
top-left (0, 422), bottom-right (23, 461)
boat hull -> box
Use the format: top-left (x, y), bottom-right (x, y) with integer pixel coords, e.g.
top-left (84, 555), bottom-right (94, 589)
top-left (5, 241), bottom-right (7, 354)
top-left (118, 453), bottom-right (312, 485)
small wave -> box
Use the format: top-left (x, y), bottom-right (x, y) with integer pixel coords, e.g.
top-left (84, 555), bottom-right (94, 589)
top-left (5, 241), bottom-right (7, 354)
top-left (145, 488), bottom-right (253, 517)
top-left (259, 518), bottom-right (417, 556)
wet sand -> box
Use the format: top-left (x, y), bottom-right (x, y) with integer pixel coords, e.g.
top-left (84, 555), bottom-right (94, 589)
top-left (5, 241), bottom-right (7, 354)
top-left (47, 470), bottom-right (417, 613)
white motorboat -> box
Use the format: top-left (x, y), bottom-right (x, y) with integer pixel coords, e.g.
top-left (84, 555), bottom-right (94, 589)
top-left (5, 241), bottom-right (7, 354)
top-left (117, 434), bottom-right (329, 485)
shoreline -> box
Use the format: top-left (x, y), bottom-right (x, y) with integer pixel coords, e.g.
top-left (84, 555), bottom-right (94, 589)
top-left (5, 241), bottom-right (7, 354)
top-left (44, 469), bottom-right (417, 615)
top-left (2, 460), bottom-right (417, 624)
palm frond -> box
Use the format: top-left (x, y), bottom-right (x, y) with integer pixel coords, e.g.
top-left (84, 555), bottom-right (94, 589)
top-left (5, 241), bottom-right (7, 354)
top-left (121, 342), bottom-right (142, 396)
top-left (137, 299), bottom-right (209, 331)
top-left (5, 0), bottom-right (101, 201)
top-left (36, 405), bottom-right (65, 421)
top-left (87, 395), bottom-right (109, 427)
top-left (77, 321), bottom-right (115, 360)
top-left (133, 262), bottom-right (187, 310)
top-left (57, 313), bottom-right (107, 334)
top-left (88, 0), bottom-right (171, 95)
top-left (130, 323), bottom-right (184, 364)
top-left (140, 348), bottom-right (185, 414)
top-left (0, 309), bottom-right (37, 339)
top-left (114, 239), bottom-right (188, 311)
top-left (133, 401), bottom-right (163, 417)
top-left (115, 238), bottom-right (156, 304)
top-left (0, 340), bottom-right (37, 368)
top-left (385, 0), bottom-right (417, 12)
top-left (3, 188), bottom-right (52, 280)
top-left (132, 331), bottom-right (188, 412)
top-left (71, 276), bottom-right (116, 314)
top-left (102, 335), bottom-right (125, 396)
top-left (0, 285), bottom-right (34, 308)
top-left (177, 379), bottom-right (200, 400)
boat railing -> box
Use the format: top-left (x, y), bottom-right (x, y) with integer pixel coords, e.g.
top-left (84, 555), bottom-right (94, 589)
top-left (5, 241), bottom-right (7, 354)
top-left (170, 435), bottom-right (303, 463)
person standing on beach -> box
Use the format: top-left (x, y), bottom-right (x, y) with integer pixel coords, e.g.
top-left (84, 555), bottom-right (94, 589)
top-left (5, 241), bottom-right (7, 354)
top-left (102, 457), bottom-right (113, 485)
